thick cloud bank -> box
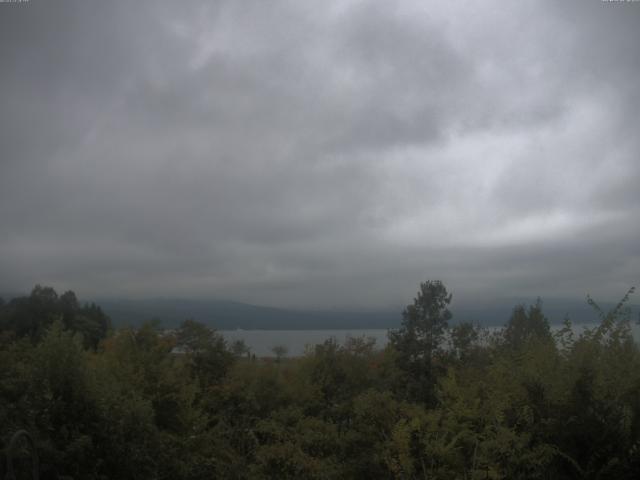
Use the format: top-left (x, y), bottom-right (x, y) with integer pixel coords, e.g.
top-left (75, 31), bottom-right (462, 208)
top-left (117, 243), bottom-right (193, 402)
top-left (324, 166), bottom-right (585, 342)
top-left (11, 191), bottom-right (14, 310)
top-left (1, 0), bottom-right (638, 308)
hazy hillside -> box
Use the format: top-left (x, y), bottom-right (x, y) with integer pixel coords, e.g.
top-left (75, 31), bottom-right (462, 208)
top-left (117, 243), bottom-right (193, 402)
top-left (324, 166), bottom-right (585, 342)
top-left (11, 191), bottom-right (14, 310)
top-left (96, 297), bottom-right (638, 330)
top-left (97, 298), bottom-right (400, 330)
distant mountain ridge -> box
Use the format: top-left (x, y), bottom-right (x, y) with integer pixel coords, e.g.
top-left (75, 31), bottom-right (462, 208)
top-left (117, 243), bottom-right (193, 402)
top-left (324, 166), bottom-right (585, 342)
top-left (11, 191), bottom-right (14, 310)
top-left (96, 297), bottom-right (639, 330)
top-left (98, 298), bottom-right (399, 330)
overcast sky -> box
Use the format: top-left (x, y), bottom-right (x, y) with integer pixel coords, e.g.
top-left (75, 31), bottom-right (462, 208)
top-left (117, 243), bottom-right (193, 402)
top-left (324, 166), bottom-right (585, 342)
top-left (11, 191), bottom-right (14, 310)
top-left (1, 0), bottom-right (638, 309)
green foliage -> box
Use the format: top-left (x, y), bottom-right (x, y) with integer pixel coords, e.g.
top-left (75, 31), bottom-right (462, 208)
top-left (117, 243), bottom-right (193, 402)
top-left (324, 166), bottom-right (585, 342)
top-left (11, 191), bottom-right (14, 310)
top-left (175, 319), bottom-right (234, 389)
top-left (2, 283), bottom-right (640, 479)
top-left (450, 321), bottom-right (480, 362)
top-left (503, 299), bottom-right (553, 351)
top-left (388, 280), bottom-right (452, 405)
top-left (231, 339), bottom-right (251, 358)
top-left (271, 344), bottom-right (288, 362)
top-left (0, 285), bottom-right (110, 347)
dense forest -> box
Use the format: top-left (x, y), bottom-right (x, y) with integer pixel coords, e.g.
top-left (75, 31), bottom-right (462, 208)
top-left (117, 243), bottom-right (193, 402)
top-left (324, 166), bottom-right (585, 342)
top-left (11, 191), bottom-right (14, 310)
top-left (1, 282), bottom-right (639, 479)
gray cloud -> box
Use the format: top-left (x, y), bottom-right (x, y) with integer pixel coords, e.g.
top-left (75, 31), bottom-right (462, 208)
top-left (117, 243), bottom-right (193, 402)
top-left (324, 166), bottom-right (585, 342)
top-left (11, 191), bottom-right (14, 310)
top-left (1, 0), bottom-right (639, 309)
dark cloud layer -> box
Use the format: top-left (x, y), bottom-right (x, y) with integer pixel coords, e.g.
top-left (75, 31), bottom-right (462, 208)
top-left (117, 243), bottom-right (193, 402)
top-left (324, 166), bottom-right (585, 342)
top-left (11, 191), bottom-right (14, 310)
top-left (1, 0), bottom-right (638, 309)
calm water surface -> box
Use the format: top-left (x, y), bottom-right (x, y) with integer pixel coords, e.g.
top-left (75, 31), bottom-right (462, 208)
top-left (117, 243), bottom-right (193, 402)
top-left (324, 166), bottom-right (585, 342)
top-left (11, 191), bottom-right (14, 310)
top-left (220, 323), bottom-right (640, 357)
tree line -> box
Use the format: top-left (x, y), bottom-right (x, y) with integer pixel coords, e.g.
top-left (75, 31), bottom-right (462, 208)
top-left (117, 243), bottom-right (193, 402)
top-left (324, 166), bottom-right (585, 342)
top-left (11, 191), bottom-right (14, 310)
top-left (1, 282), bottom-right (639, 479)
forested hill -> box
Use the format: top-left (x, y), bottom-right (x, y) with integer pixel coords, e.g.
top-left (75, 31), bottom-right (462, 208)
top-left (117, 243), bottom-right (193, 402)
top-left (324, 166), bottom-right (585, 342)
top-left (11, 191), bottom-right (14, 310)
top-left (1, 288), bottom-right (636, 330)
top-left (97, 299), bottom-right (399, 330)
top-left (95, 297), bottom-right (638, 330)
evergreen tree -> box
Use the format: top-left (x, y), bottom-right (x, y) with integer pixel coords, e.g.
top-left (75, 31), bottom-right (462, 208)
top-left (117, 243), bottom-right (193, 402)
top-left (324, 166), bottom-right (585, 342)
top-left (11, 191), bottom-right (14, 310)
top-left (388, 280), bottom-right (452, 405)
top-left (503, 299), bottom-right (552, 350)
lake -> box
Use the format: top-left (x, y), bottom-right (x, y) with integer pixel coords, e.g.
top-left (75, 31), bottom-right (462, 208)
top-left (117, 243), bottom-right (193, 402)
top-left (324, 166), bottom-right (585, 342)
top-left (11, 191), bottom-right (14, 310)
top-left (220, 323), bottom-right (640, 357)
